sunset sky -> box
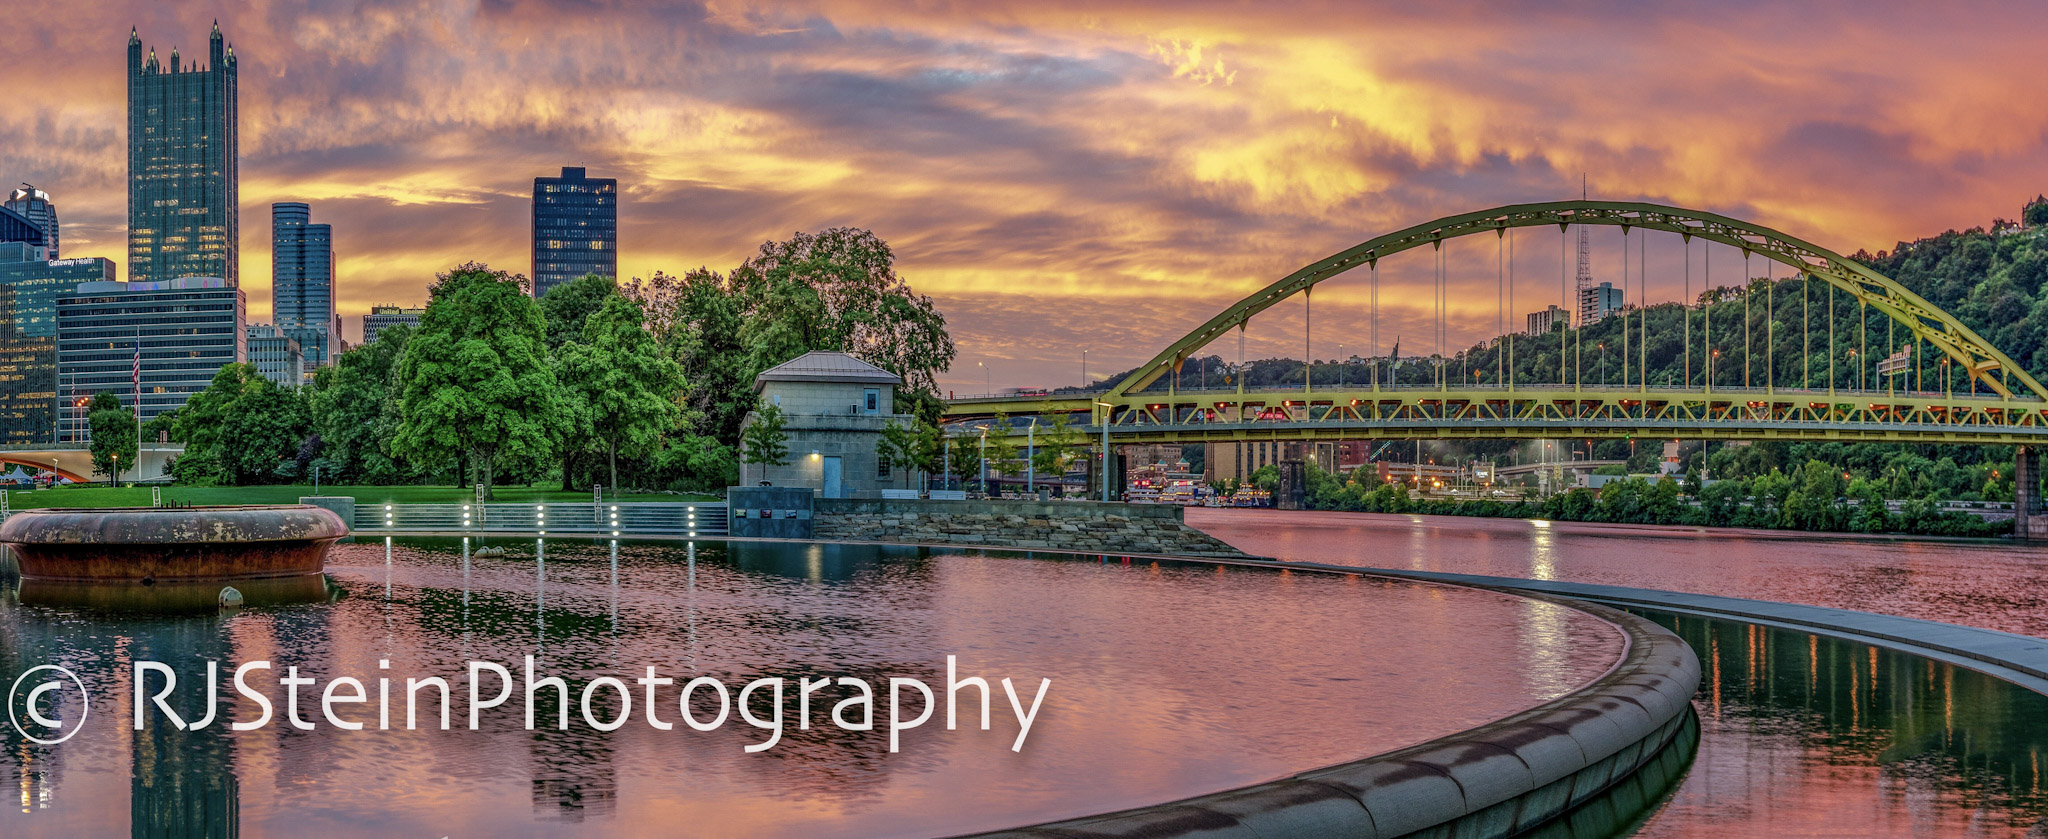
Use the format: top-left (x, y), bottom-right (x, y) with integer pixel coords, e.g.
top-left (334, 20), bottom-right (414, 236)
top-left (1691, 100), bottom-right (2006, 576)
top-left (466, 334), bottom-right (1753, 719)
top-left (9, 1), bottom-right (2048, 392)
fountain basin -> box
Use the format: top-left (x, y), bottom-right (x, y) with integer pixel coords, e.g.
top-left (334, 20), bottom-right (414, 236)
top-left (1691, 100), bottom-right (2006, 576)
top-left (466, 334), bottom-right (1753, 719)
top-left (0, 505), bottom-right (348, 582)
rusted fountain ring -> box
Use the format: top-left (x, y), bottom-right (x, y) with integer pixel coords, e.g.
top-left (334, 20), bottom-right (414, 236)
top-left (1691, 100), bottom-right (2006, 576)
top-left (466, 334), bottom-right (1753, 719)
top-left (0, 504), bottom-right (349, 582)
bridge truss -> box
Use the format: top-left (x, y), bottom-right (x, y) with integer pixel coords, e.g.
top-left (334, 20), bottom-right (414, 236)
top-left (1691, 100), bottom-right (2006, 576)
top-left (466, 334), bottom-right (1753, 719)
top-left (945, 200), bottom-right (2048, 446)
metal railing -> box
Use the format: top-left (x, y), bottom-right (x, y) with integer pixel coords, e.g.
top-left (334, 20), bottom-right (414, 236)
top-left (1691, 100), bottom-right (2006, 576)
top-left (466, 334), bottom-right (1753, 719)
top-left (353, 501), bottom-right (728, 538)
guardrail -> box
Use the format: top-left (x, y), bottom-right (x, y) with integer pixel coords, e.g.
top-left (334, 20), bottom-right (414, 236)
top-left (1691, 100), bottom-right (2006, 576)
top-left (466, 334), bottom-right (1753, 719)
top-left (352, 502), bottom-right (728, 538)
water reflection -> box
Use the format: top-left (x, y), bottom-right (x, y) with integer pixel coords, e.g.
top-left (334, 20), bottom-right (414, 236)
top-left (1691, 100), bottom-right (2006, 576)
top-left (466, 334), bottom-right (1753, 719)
top-left (1629, 612), bottom-right (2048, 837)
top-left (0, 540), bottom-right (1620, 838)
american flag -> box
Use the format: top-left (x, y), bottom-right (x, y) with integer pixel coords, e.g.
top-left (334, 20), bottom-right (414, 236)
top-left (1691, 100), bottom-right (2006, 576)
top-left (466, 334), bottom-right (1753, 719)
top-left (132, 338), bottom-right (141, 392)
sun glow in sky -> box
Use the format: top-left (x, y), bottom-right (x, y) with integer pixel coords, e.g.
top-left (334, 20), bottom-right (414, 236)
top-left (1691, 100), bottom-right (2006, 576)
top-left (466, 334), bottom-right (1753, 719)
top-left (11, 1), bottom-right (2048, 391)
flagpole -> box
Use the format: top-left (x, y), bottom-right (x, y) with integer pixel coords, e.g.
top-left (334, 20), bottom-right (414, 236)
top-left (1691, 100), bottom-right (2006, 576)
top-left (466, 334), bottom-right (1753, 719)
top-left (133, 325), bottom-right (141, 488)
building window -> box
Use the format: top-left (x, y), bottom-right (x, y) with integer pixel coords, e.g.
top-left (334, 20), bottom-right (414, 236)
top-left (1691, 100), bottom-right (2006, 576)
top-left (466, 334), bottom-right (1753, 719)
top-left (878, 457), bottom-right (892, 479)
top-left (863, 388), bottom-right (879, 413)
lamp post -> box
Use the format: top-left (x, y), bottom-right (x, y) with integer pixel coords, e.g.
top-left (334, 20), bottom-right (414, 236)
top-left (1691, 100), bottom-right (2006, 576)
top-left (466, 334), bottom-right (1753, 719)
top-left (978, 428), bottom-right (988, 497)
top-left (1094, 400), bottom-right (1114, 502)
top-left (1026, 418), bottom-right (1037, 495)
top-left (980, 361), bottom-right (989, 396)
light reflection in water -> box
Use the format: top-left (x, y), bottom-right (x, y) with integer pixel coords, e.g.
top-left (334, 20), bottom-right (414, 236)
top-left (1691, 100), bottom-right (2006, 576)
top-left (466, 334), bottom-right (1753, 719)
top-left (1630, 611), bottom-right (2048, 837)
top-left (1528, 520), bottom-right (1558, 581)
top-left (0, 539), bottom-right (1622, 838)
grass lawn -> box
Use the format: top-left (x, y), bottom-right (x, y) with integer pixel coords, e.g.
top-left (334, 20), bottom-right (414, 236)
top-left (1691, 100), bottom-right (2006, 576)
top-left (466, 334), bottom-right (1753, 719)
top-left (3, 484), bottom-right (719, 509)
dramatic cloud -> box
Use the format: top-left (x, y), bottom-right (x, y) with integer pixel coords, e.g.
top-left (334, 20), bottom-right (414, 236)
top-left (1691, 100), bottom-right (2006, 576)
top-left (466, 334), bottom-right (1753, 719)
top-left (9, 1), bottom-right (2048, 390)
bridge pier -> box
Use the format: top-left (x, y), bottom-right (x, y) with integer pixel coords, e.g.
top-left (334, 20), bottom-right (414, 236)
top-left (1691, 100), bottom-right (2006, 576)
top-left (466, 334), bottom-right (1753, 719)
top-left (2018, 447), bottom-right (2048, 539)
top-left (1275, 461), bottom-right (1307, 511)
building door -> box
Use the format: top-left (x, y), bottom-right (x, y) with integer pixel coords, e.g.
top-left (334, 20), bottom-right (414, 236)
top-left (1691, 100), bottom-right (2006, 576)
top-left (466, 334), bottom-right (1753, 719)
top-left (823, 456), bottom-right (843, 499)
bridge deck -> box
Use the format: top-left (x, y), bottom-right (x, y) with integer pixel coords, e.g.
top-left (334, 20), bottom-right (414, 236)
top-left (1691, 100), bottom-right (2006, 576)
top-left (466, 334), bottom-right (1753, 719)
top-left (944, 385), bottom-right (2048, 445)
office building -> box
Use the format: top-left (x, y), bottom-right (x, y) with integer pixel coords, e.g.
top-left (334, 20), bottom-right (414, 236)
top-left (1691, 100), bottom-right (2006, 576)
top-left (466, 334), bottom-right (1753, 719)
top-left (0, 244), bottom-right (116, 444)
top-left (1579, 281), bottom-right (1623, 325)
top-left (0, 205), bottom-right (46, 249)
top-left (128, 24), bottom-right (239, 285)
top-left (4, 186), bottom-right (57, 258)
top-left (271, 202), bottom-right (338, 369)
top-left (363, 305), bottom-right (425, 345)
top-left (531, 166), bottom-right (616, 298)
top-left (57, 277), bottom-right (244, 441)
top-left (245, 324), bottom-right (304, 387)
top-left (1527, 304), bottom-right (1570, 335)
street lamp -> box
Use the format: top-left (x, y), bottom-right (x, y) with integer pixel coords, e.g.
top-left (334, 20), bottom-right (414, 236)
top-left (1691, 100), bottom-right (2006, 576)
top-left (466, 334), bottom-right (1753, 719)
top-left (1094, 400), bottom-right (1114, 502)
top-left (1849, 349), bottom-right (1861, 391)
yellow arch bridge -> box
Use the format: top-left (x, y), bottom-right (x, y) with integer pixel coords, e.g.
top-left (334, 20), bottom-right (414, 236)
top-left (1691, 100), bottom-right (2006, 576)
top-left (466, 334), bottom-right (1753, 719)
top-left (943, 200), bottom-right (2048, 447)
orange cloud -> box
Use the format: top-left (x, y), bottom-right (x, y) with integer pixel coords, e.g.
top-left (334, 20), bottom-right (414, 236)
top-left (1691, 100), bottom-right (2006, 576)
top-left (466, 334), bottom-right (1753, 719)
top-left (6, 2), bottom-right (2047, 389)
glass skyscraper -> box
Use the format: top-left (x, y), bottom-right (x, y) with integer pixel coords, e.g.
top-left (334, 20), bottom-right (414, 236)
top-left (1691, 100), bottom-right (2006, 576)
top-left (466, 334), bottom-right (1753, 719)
top-left (4, 186), bottom-right (58, 258)
top-left (272, 202), bottom-right (337, 371)
top-left (531, 166), bottom-right (616, 298)
top-left (0, 243), bottom-right (115, 443)
top-left (128, 24), bottom-right (238, 285)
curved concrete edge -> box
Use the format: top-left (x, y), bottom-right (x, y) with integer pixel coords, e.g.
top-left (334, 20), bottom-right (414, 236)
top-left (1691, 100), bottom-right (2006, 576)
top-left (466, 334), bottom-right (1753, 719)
top-left (951, 595), bottom-right (1701, 839)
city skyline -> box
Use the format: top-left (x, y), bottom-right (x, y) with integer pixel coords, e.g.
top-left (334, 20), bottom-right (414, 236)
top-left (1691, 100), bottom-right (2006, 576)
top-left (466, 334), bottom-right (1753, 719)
top-left (9, 4), bottom-right (2048, 390)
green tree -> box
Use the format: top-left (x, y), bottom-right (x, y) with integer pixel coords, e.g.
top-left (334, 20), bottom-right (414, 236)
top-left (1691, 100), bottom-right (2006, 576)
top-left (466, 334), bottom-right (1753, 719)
top-left (729, 228), bottom-right (956, 396)
top-left (172, 364), bottom-right (313, 485)
top-left (392, 263), bottom-right (569, 497)
top-left (557, 295), bottom-right (685, 496)
top-left (739, 401), bottom-right (790, 470)
top-left (980, 413), bottom-right (1022, 492)
top-left (539, 273), bottom-right (621, 350)
top-left (877, 419), bottom-right (943, 490)
top-left (1027, 412), bottom-right (1081, 495)
top-left (86, 392), bottom-right (136, 482)
top-left (309, 324), bottom-right (412, 484)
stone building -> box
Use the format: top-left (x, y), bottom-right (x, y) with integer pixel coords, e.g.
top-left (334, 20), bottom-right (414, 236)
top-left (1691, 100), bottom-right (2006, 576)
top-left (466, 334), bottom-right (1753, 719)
top-left (737, 351), bottom-right (916, 498)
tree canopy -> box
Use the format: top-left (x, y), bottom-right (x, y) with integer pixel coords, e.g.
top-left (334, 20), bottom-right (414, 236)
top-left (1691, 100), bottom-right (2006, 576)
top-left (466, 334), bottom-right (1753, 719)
top-left (392, 263), bottom-right (569, 496)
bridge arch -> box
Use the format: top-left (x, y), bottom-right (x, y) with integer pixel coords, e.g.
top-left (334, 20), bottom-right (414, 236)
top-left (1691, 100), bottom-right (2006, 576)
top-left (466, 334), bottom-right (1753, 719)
top-left (0, 456), bottom-right (86, 483)
top-left (1110, 200), bottom-right (2047, 402)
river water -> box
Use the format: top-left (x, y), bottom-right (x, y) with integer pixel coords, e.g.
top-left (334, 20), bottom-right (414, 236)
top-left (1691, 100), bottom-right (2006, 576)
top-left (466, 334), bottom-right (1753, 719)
top-left (0, 538), bottom-right (1620, 838)
top-left (1190, 508), bottom-right (2048, 638)
top-left (1192, 508), bottom-right (2048, 837)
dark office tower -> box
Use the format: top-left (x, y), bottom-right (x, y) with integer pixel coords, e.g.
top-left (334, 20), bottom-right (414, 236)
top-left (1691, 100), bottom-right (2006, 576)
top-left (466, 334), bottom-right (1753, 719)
top-left (4, 185), bottom-right (57, 258)
top-left (127, 23), bottom-right (238, 285)
top-left (531, 166), bottom-right (616, 298)
top-left (272, 202), bottom-right (337, 369)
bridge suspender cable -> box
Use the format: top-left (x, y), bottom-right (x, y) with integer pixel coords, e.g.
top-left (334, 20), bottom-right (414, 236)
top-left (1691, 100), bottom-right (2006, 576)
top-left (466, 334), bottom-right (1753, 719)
top-left (1508, 228), bottom-right (1515, 392)
top-left (1498, 228), bottom-right (1504, 387)
top-left (1744, 249), bottom-right (1752, 389)
top-left (1767, 256), bottom-right (1774, 394)
top-left (1561, 225), bottom-right (1568, 387)
top-left (1684, 236), bottom-right (1691, 388)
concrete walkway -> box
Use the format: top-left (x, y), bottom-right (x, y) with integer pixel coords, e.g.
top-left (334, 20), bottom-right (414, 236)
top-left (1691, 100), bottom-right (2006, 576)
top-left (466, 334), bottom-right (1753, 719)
top-left (1295, 563), bottom-right (2048, 697)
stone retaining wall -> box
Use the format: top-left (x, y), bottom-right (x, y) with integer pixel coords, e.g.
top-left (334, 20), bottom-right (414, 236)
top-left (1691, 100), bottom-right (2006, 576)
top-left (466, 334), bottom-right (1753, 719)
top-left (814, 498), bottom-right (1250, 557)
